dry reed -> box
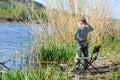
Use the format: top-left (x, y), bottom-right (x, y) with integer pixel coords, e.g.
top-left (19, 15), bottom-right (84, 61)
top-left (28, 0), bottom-right (120, 62)
top-left (42, 0), bottom-right (118, 45)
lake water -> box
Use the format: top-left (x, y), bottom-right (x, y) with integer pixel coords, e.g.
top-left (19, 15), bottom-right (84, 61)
top-left (0, 22), bottom-right (33, 69)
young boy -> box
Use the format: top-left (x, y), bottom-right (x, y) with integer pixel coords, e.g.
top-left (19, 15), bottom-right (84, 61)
top-left (71, 17), bottom-right (93, 72)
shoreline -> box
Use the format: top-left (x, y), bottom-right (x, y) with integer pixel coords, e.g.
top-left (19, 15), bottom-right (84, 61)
top-left (0, 14), bottom-right (46, 24)
top-left (0, 18), bottom-right (43, 24)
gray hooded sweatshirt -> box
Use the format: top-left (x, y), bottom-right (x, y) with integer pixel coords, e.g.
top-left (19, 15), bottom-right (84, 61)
top-left (74, 25), bottom-right (93, 42)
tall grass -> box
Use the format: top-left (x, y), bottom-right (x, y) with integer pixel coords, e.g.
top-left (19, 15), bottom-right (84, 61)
top-left (44, 0), bottom-right (112, 44)
top-left (1, 67), bottom-right (71, 80)
top-left (30, 0), bottom-right (120, 63)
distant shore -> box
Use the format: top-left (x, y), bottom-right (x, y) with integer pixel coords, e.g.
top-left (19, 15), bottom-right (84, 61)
top-left (0, 15), bottom-right (43, 24)
top-left (0, 15), bottom-right (24, 22)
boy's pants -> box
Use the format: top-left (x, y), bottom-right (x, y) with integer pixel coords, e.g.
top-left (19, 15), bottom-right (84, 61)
top-left (74, 41), bottom-right (88, 69)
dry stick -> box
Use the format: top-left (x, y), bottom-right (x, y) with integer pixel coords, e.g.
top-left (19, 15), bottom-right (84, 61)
top-left (0, 59), bottom-right (13, 70)
top-left (0, 62), bottom-right (10, 70)
top-left (109, 60), bottom-right (118, 66)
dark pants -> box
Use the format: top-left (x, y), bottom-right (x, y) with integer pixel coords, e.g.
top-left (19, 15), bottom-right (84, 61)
top-left (74, 41), bottom-right (88, 69)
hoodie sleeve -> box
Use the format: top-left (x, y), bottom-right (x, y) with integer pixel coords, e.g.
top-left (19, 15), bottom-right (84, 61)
top-left (74, 28), bottom-right (80, 41)
top-left (88, 25), bottom-right (93, 31)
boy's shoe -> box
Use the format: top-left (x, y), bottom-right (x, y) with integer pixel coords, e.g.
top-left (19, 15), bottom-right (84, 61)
top-left (71, 67), bottom-right (79, 72)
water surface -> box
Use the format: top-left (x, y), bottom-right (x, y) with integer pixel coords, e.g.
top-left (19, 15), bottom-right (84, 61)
top-left (0, 22), bottom-right (33, 69)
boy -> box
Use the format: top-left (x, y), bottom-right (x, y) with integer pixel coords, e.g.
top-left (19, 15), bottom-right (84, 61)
top-left (71, 17), bottom-right (93, 72)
